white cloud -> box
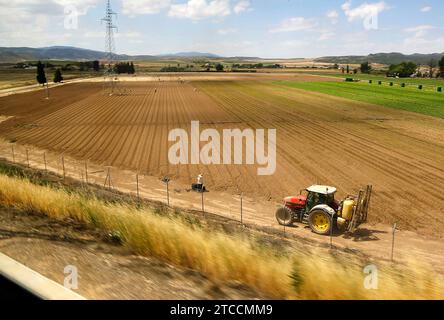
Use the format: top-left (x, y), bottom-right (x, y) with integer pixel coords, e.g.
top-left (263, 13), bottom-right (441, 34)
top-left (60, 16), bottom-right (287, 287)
top-left (0, 0), bottom-right (101, 47)
top-left (281, 40), bottom-right (309, 48)
top-left (122, 0), bottom-right (171, 17)
top-left (402, 37), bottom-right (444, 54)
top-left (124, 0), bottom-right (251, 19)
top-left (54, 0), bottom-right (100, 15)
top-left (0, 0), bottom-right (100, 18)
top-left (270, 17), bottom-right (318, 33)
top-left (420, 6), bottom-right (432, 12)
top-left (404, 25), bottom-right (435, 38)
top-left (234, 0), bottom-right (251, 14)
top-left (84, 30), bottom-right (143, 39)
top-left (218, 28), bottom-right (237, 35)
top-left (401, 25), bottom-right (442, 53)
top-left (318, 31), bottom-right (335, 41)
top-left (326, 10), bottom-right (339, 24)
top-left (341, 1), bottom-right (389, 22)
top-left (168, 0), bottom-right (231, 20)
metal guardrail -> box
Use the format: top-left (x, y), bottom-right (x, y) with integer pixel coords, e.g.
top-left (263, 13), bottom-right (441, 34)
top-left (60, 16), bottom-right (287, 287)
top-left (0, 252), bottom-right (86, 300)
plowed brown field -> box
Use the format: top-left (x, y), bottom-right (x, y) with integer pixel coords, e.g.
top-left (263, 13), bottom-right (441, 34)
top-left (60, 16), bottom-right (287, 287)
top-left (0, 77), bottom-right (443, 237)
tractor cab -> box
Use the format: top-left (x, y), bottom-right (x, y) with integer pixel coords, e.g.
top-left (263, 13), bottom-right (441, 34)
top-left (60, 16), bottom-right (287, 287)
top-left (279, 185), bottom-right (338, 226)
top-left (304, 185), bottom-right (338, 211)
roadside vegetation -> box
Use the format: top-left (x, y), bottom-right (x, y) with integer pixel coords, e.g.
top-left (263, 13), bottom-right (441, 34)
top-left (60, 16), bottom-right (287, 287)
top-left (276, 80), bottom-right (444, 118)
top-left (0, 162), bottom-right (442, 300)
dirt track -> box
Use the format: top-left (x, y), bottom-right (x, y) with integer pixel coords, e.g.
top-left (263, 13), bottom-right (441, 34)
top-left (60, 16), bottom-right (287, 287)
top-left (0, 77), bottom-right (443, 238)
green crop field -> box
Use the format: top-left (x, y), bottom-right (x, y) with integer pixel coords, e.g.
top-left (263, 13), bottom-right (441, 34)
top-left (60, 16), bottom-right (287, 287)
top-left (302, 71), bottom-right (444, 86)
top-left (275, 80), bottom-right (444, 118)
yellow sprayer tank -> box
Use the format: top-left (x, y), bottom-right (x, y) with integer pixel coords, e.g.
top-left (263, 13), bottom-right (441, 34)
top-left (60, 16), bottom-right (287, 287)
top-left (341, 199), bottom-right (355, 221)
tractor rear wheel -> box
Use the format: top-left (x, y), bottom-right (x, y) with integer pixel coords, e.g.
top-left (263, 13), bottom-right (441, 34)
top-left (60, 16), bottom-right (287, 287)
top-left (275, 206), bottom-right (294, 226)
top-left (308, 209), bottom-right (332, 235)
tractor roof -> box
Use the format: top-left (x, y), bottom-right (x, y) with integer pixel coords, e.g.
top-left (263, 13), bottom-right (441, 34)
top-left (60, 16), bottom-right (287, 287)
top-left (307, 185), bottom-right (337, 195)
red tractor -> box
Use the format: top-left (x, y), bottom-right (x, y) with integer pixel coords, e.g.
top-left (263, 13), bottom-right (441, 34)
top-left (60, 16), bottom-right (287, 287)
top-left (276, 185), bottom-right (372, 235)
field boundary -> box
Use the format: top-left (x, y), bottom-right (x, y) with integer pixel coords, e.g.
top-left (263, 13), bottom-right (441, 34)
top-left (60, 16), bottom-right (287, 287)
top-left (0, 139), bottom-right (266, 233)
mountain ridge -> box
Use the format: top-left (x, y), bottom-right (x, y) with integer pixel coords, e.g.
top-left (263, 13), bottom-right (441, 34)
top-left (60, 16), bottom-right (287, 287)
top-left (315, 52), bottom-right (444, 65)
top-left (0, 46), bottom-right (443, 65)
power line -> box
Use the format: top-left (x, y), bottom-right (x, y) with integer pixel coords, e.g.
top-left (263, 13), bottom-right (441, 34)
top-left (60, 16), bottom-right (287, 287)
top-left (101, 0), bottom-right (118, 95)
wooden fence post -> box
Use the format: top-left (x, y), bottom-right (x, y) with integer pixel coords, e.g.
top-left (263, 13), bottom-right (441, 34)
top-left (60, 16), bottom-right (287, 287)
top-left (240, 193), bottom-right (243, 225)
top-left (61, 155), bottom-right (66, 180)
top-left (136, 172), bottom-right (140, 202)
top-left (43, 152), bottom-right (47, 172)
top-left (201, 191), bottom-right (205, 213)
top-left (391, 223), bottom-right (397, 262)
top-left (85, 161), bottom-right (88, 184)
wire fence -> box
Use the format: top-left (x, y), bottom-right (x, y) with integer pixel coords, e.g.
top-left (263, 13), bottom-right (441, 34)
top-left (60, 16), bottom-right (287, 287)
top-left (0, 140), bottom-right (403, 261)
top-left (0, 141), bottom-right (256, 228)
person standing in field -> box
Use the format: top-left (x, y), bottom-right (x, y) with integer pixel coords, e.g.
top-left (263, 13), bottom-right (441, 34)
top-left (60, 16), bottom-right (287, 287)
top-left (197, 173), bottom-right (204, 191)
top-left (192, 173), bottom-right (205, 192)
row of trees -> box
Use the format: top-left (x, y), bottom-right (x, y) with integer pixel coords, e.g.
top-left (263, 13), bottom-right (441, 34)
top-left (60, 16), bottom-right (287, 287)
top-left (60, 60), bottom-right (102, 72)
top-left (36, 60), bottom-right (137, 85)
top-left (36, 61), bottom-right (64, 84)
top-left (160, 63), bottom-right (225, 72)
top-left (114, 62), bottom-right (136, 74)
top-left (340, 56), bottom-right (444, 78)
top-left (333, 57), bottom-right (444, 78)
top-left (439, 56), bottom-right (444, 77)
top-left (341, 64), bottom-right (358, 74)
top-left (387, 57), bottom-right (444, 78)
top-left (387, 62), bottom-right (418, 78)
top-left (339, 62), bottom-right (372, 74)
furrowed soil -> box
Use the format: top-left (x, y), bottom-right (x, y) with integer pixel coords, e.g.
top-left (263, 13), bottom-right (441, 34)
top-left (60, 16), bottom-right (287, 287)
top-left (0, 75), bottom-right (443, 241)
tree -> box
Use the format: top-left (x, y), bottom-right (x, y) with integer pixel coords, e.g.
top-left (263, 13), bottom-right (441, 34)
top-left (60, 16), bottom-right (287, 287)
top-left (215, 63), bottom-right (224, 72)
top-left (360, 61), bottom-right (372, 74)
top-left (130, 62), bottom-right (136, 74)
top-left (346, 64), bottom-right (350, 74)
top-left (93, 60), bottom-right (100, 72)
top-left (53, 69), bottom-right (63, 83)
top-left (428, 59), bottom-right (436, 78)
top-left (439, 56), bottom-right (444, 77)
top-left (36, 61), bottom-right (47, 85)
top-left (387, 62), bottom-right (418, 78)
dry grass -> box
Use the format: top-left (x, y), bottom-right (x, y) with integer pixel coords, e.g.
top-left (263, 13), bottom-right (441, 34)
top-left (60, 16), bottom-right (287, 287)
top-left (0, 173), bottom-right (442, 299)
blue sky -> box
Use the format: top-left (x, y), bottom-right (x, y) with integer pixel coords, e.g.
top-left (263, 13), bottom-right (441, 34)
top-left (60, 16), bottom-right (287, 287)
top-left (0, 0), bottom-right (443, 58)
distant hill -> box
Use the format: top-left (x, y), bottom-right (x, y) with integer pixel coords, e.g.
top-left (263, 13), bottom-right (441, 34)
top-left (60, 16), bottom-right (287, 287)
top-left (0, 46), bottom-right (221, 62)
top-left (1, 46), bottom-right (443, 66)
top-left (316, 52), bottom-right (444, 66)
top-left (160, 52), bottom-right (221, 58)
top-left (0, 46), bottom-right (157, 62)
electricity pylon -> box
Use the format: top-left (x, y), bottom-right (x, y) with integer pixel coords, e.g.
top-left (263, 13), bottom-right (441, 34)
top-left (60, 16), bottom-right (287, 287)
top-left (101, 0), bottom-right (119, 95)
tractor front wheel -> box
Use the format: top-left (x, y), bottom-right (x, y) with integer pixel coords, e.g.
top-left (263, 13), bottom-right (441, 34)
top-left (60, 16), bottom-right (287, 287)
top-left (275, 206), bottom-right (294, 226)
top-left (308, 209), bottom-right (332, 235)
